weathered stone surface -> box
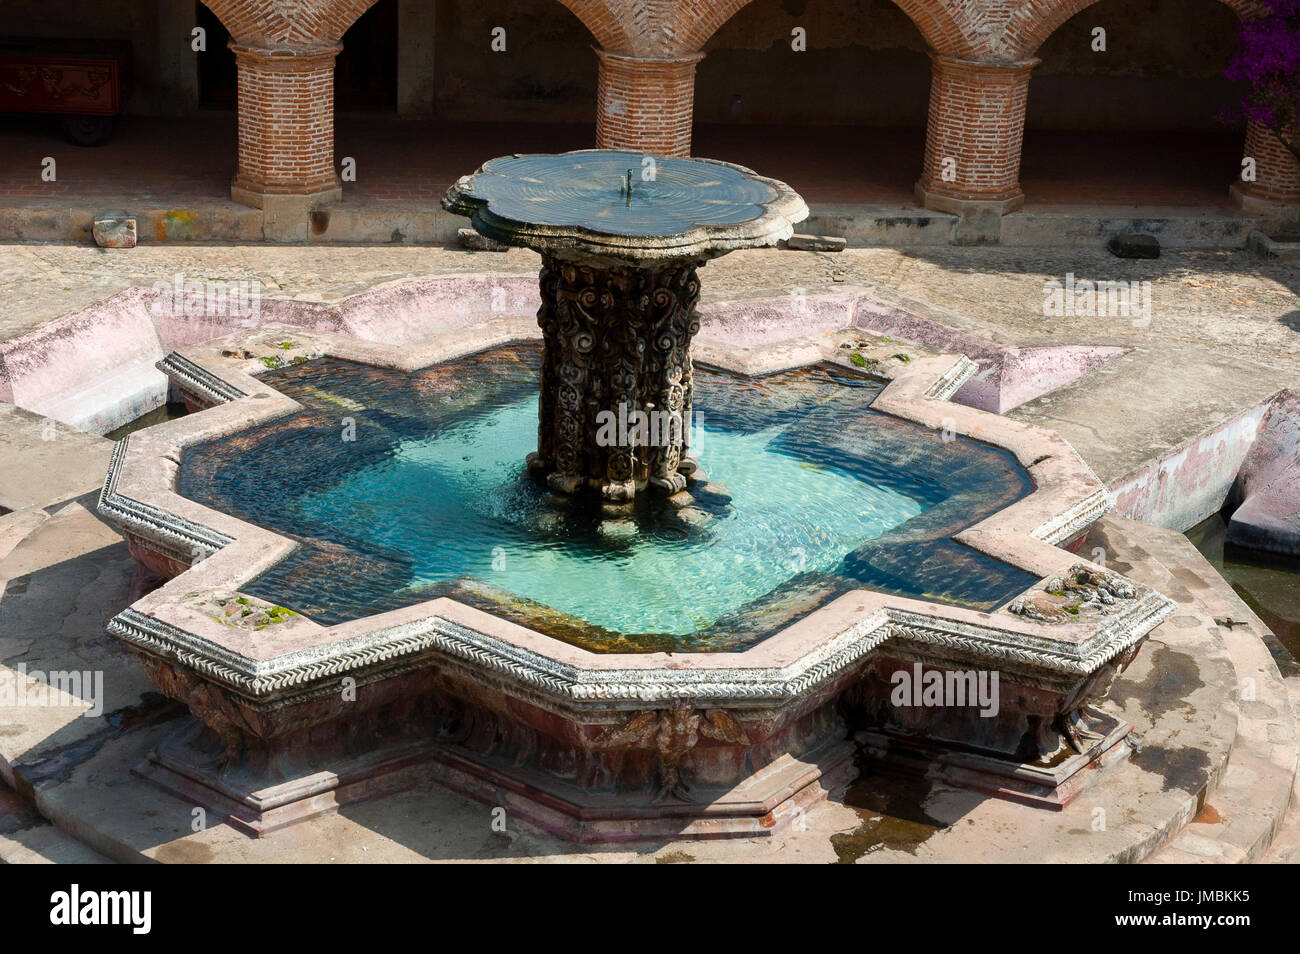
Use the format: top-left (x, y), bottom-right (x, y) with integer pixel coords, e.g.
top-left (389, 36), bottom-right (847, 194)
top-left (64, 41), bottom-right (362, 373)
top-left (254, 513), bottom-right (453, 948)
top-left (1227, 392), bottom-right (1300, 557)
top-left (1247, 229), bottom-right (1300, 262)
top-left (1008, 564), bottom-right (1138, 623)
top-left (0, 510), bottom-right (1253, 864)
top-left (92, 211), bottom-right (137, 249)
top-left (0, 404), bottom-right (114, 513)
top-left (1106, 232), bottom-right (1160, 259)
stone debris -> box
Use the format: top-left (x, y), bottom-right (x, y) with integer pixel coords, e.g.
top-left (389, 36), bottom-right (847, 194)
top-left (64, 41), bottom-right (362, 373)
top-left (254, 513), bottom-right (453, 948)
top-left (1106, 232), bottom-right (1160, 259)
top-left (1247, 229), bottom-right (1300, 262)
top-left (786, 233), bottom-right (847, 252)
top-left (184, 589), bottom-right (297, 630)
top-left (457, 227), bottom-right (510, 252)
top-left (1008, 564), bottom-right (1137, 623)
top-left (92, 211), bottom-right (137, 249)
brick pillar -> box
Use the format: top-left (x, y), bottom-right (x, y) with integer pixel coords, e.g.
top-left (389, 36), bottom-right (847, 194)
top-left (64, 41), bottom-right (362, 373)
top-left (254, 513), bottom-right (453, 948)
top-left (595, 49), bottom-right (704, 157)
top-left (915, 55), bottom-right (1038, 220)
top-left (229, 43), bottom-right (343, 213)
top-left (1231, 121), bottom-right (1300, 213)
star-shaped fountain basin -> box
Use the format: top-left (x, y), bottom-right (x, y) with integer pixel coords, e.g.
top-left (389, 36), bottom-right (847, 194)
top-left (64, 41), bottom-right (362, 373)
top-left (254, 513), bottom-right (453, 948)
top-left (443, 150), bottom-right (809, 260)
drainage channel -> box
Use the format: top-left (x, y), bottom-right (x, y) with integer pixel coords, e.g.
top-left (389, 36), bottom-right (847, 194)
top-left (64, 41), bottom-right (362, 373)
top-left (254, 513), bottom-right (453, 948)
top-left (1186, 511), bottom-right (1300, 665)
top-left (104, 402), bottom-right (189, 441)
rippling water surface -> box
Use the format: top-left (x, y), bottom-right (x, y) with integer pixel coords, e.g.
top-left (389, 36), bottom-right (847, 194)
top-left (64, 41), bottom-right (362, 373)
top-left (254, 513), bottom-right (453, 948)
top-left (177, 344), bottom-right (1036, 652)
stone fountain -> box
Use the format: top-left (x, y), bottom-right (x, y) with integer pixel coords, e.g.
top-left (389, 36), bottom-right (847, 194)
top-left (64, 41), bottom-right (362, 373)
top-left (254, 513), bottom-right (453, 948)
top-left (92, 152), bottom-right (1176, 843)
top-left (443, 150), bottom-right (808, 500)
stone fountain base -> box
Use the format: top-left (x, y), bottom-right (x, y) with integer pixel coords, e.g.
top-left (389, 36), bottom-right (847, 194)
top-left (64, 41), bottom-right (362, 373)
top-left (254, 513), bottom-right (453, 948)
top-left (142, 720), bottom-right (858, 842)
top-left (855, 716), bottom-right (1134, 810)
top-left (139, 699), bottom-right (1128, 840)
top-left (130, 650), bottom-right (861, 841)
top-left (137, 721), bottom-right (446, 837)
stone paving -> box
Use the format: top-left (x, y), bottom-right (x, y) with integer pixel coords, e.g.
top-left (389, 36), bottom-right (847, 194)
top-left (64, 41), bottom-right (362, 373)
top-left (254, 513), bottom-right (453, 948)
top-left (2, 244), bottom-right (1296, 360)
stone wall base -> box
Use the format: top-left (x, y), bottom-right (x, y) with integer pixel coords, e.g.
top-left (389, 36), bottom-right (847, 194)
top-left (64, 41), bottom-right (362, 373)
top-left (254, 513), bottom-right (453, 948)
top-left (229, 186), bottom-right (345, 241)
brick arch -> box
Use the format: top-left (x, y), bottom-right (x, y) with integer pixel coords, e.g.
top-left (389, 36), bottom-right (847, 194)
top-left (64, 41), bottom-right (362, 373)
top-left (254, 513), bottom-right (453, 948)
top-left (888, 0), bottom-right (984, 57)
top-left (552, 1), bottom-right (764, 56)
top-left (556, 0), bottom-right (979, 58)
top-left (700, 0), bottom-right (980, 58)
top-left (552, 0), bottom-right (635, 52)
top-left (1009, 0), bottom-right (1268, 59)
top-left (200, 0), bottom-right (379, 48)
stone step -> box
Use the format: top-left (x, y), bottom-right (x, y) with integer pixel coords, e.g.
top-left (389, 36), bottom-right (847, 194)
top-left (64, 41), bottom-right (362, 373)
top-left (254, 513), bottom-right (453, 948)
top-left (1000, 208), bottom-right (1263, 250)
top-left (0, 402), bottom-right (115, 513)
top-left (0, 200), bottom-right (1268, 249)
top-left (1259, 684), bottom-right (1300, 863)
top-left (1259, 775), bottom-right (1300, 863)
top-left (1109, 516), bottom-right (1300, 864)
top-left (0, 811), bottom-right (114, 863)
top-left (0, 775), bottom-right (111, 864)
top-left (0, 507), bottom-right (49, 564)
top-left (1079, 516), bottom-right (1237, 858)
top-left (0, 497), bottom-right (163, 865)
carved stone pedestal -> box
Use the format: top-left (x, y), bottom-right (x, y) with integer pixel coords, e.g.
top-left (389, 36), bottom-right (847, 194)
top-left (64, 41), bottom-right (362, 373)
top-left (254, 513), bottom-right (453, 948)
top-left (529, 253), bottom-right (704, 501)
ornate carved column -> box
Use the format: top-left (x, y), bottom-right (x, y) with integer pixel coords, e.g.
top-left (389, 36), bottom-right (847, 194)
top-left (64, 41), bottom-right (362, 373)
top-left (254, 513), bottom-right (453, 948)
top-left (528, 254), bottom-right (702, 501)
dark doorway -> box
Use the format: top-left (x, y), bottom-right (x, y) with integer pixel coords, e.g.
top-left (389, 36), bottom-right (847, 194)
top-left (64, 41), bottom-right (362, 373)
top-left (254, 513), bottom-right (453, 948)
top-left (336, 0), bottom-right (398, 112)
top-left (197, 3), bottom-right (236, 110)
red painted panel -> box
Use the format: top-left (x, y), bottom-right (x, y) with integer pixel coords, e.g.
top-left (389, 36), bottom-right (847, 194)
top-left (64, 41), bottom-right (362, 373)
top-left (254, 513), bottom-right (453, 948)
top-left (0, 38), bottom-right (131, 116)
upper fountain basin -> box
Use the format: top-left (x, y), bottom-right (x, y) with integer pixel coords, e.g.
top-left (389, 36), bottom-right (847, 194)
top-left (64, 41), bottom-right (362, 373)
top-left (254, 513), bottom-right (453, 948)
top-left (443, 150), bottom-right (809, 261)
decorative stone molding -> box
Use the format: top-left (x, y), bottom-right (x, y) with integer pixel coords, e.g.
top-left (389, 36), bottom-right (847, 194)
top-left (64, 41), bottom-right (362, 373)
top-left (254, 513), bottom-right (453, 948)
top-left (99, 438), bottom-right (234, 563)
top-left (157, 352), bottom-right (249, 407)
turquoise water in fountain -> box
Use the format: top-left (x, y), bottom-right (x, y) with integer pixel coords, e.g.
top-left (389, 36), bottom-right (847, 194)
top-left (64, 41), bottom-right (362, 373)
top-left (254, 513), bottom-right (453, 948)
top-left (177, 344), bottom-right (1037, 652)
top-left (297, 395), bottom-right (922, 636)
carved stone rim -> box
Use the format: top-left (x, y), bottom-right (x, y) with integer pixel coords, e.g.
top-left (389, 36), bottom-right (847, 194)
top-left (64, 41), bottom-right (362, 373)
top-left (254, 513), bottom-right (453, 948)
top-left (97, 294), bottom-right (1175, 709)
top-left (106, 585), bottom-right (1172, 711)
